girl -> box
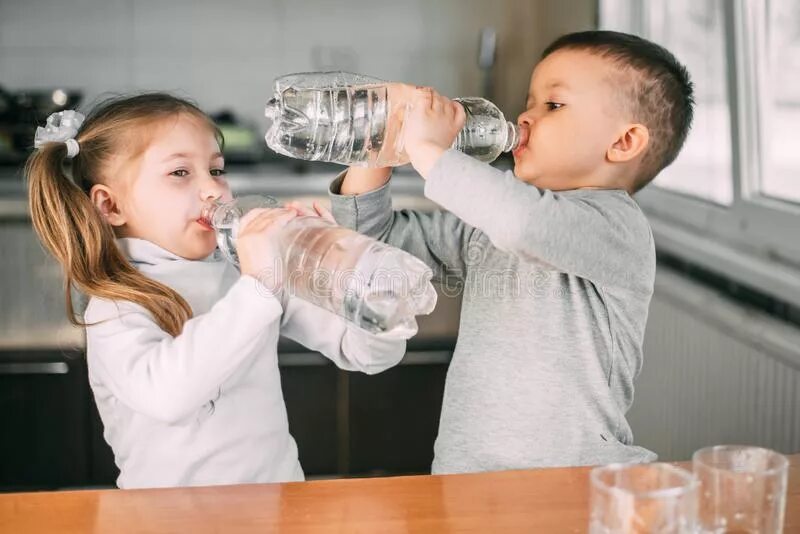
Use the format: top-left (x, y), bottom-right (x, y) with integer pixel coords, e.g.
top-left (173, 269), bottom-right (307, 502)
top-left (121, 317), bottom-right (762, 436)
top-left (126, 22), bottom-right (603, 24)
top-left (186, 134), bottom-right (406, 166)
top-left (26, 93), bottom-right (408, 489)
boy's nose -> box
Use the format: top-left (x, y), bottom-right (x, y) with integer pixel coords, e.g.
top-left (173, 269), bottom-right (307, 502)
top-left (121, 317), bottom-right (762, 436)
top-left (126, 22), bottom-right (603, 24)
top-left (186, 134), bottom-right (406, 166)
top-left (517, 111), bottom-right (533, 127)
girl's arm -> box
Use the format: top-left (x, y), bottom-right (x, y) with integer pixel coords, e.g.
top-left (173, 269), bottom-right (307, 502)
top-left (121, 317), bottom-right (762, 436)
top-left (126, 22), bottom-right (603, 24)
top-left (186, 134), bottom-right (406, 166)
top-left (85, 276), bottom-right (283, 424)
top-left (280, 296), bottom-right (406, 374)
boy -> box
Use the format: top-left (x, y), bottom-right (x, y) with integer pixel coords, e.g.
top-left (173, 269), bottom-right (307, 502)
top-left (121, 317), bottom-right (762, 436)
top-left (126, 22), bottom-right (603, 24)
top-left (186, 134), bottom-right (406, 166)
top-left (328, 31), bottom-right (694, 473)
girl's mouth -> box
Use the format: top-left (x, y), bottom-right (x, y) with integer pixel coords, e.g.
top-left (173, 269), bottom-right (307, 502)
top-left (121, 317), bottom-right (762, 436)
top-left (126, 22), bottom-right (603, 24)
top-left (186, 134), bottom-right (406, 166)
top-left (196, 217), bottom-right (213, 231)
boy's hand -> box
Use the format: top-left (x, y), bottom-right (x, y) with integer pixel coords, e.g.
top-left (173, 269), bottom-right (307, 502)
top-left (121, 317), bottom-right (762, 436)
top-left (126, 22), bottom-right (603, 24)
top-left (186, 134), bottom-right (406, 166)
top-left (402, 87), bottom-right (465, 178)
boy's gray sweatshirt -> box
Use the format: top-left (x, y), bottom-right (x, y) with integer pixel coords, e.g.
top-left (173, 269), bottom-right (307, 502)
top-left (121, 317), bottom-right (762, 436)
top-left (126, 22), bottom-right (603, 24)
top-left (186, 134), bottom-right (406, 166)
top-left (329, 149), bottom-right (657, 473)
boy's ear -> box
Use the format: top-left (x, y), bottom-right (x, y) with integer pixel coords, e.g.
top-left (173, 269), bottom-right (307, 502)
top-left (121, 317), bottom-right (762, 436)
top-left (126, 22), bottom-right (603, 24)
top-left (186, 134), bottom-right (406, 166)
top-left (90, 184), bottom-right (127, 227)
top-left (608, 123), bottom-right (649, 163)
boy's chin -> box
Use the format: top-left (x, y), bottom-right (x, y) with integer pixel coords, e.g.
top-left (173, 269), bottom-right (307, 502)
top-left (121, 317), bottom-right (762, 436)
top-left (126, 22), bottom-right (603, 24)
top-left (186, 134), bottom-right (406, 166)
top-left (511, 168), bottom-right (579, 191)
top-left (512, 162), bottom-right (540, 185)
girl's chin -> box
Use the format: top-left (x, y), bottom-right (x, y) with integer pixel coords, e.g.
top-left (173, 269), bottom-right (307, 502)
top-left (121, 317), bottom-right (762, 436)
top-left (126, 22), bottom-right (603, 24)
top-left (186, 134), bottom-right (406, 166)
top-left (180, 234), bottom-right (217, 259)
top-left (181, 246), bottom-right (216, 261)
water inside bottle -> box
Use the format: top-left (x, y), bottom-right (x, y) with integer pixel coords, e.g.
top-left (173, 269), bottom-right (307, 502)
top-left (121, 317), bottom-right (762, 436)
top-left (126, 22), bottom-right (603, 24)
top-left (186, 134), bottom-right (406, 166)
top-left (214, 223), bottom-right (240, 265)
top-left (204, 192), bottom-right (437, 336)
top-left (453, 97), bottom-right (520, 162)
top-left (341, 243), bottom-right (437, 335)
top-left (264, 72), bottom-right (409, 166)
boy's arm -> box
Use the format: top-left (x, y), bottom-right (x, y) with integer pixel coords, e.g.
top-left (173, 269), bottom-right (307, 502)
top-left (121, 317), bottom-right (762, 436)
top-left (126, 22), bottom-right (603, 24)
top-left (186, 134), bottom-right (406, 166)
top-left (329, 167), bottom-right (477, 283)
top-left (423, 149), bottom-right (654, 290)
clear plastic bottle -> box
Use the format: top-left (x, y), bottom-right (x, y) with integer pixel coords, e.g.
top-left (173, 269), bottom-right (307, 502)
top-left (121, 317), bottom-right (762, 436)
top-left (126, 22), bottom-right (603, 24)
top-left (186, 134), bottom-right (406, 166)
top-left (201, 195), bottom-right (438, 336)
top-left (263, 71), bottom-right (519, 167)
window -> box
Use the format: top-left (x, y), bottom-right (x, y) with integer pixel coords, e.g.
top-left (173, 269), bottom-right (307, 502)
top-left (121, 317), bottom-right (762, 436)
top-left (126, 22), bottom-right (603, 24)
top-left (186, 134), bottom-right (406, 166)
top-left (762, 0), bottom-right (800, 203)
top-left (645, 1), bottom-right (733, 205)
top-left (600, 0), bottom-right (800, 307)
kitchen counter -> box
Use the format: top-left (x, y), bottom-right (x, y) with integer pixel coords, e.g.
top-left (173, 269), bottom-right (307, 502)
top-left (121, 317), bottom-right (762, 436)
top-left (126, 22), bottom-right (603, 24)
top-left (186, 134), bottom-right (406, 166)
top-left (0, 162), bottom-right (460, 350)
top-left (0, 163), bottom-right (441, 219)
top-left (1, 454), bottom-right (799, 533)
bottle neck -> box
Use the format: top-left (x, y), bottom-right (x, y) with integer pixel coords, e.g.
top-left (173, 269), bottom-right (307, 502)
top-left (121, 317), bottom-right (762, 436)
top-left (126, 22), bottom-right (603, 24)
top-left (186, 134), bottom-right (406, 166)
top-left (264, 97), bottom-right (279, 122)
top-left (504, 122), bottom-right (520, 153)
top-left (200, 200), bottom-right (224, 229)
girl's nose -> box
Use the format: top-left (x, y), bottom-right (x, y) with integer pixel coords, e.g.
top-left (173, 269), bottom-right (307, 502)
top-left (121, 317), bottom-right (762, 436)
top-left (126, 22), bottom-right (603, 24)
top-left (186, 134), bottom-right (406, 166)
top-left (200, 174), bottom-right (229, 202)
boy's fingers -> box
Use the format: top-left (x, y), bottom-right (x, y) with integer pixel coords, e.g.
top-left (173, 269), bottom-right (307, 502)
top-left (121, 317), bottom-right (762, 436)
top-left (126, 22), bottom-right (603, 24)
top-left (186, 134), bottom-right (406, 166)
top-left (413, 86), bottom-right (434, 109)
top-left (443, 97), bottom-right (457, 119)
top-left (453, 101), bottom-right (466, 126)
top-left (430, 90), bottom-right (443, 112)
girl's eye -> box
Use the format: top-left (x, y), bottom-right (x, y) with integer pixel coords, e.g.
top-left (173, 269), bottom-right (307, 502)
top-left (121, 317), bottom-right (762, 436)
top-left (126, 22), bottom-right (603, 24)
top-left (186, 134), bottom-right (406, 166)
top-left (210, 168), bottom-right (227, 177)
top-left (170, 169), bottom-right (189, 177)
top-left (546, 102), bottom-right (564, 111)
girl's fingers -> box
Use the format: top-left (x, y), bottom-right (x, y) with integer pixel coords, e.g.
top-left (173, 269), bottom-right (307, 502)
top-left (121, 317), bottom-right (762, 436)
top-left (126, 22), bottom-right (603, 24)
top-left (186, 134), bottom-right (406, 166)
top-left (240, 208), bottom-right (296, 234)
top-left (285, 200), bottom-right (335, 221)
top-left (312, 201), bottom-right (335, 222)
top-left (284, 201), bottom-right (315, 217)
top-left (239, 208), bottom-right (271, 230)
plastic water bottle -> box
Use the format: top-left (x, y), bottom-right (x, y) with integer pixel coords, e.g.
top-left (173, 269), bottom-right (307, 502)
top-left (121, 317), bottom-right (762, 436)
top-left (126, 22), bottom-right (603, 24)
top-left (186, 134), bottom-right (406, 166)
top-left (201, 195), bottom-right (438, 336)
top-left (263, 71), bottom-right (519, 167)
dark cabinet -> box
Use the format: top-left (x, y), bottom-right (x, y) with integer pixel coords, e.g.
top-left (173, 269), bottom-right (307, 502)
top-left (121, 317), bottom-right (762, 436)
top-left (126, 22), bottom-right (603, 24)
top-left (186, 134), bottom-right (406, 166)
top-left (0, 350), bottom-right (91, 490)
top-left (348, 363), bottom-right (448, 476)
top-left (0, 348), bottom-right (450, 491)
top-left (280, 362), bottom-right (340, 476)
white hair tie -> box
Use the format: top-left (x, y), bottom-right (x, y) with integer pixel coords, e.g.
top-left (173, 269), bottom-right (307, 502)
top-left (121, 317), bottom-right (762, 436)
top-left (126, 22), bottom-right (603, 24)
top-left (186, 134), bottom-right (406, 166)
top-left (34, 110), bottom-right (85, 159)
top-left (64, 138), bottom-right (80, 158)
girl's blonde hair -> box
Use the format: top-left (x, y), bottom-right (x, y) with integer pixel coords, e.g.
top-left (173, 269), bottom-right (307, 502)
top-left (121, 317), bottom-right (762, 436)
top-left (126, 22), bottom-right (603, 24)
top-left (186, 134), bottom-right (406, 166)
top-left (25, 93), bottom-right (224, 336)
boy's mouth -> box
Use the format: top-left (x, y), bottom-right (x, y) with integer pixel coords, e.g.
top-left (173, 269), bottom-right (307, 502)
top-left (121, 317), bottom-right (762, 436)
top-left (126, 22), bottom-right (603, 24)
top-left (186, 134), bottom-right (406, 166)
top-left (513, 125), bottom-right (530, 158)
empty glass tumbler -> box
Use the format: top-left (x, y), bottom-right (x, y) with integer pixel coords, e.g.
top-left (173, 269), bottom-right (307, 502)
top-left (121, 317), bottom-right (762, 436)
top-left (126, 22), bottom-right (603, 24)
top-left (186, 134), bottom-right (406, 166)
top-left (589, 462), bottom-right (699, 533)
top-left (693, 445), bottom-right (789, 534)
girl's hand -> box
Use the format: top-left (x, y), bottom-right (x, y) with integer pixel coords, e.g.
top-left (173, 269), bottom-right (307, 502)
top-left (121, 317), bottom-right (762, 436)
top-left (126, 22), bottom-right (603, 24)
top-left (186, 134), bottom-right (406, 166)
top-left (236, 207), bottom-right (298, 293)
top-left (284, 200), bottom-right (336, 223)
top-left (402, 87), bottom-right (465, 178)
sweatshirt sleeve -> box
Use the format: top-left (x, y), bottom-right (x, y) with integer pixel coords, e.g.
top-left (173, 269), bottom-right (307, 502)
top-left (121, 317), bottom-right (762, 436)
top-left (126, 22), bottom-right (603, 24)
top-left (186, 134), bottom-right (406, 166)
top-left (329, 171), bottom-right (477, 283)
top-left (279, 296), bottom-right (406, 375)
top-left (423, 149), bottom-right (654, 291)
top-left (85, 275), bottom-right (283, 424)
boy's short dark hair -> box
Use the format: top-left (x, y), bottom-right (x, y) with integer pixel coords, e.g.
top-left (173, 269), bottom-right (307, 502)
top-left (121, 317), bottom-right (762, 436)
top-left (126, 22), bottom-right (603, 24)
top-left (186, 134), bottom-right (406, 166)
top-left (542, 30), bottom-right (694, 191)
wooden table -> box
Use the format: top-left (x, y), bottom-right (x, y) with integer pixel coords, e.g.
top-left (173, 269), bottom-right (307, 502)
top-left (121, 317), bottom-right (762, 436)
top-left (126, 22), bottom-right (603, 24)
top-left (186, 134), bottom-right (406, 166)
top-left (2, 455), bottom-right (799, 533)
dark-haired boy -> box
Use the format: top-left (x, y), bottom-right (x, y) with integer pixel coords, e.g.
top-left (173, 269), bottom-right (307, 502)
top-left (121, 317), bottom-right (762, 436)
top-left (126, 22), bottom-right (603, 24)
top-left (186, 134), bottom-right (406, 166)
top-left (329, 31), bottom-right (695, 473)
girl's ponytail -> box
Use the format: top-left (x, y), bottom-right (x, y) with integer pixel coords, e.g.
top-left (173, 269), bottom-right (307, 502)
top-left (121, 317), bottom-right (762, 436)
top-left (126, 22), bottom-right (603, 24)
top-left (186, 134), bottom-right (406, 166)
top-left (26, 104), bottom-right (195, 337)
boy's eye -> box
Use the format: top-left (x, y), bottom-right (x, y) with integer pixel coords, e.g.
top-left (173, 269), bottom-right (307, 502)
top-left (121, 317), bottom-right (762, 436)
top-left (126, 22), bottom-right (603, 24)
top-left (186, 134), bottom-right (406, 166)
top-left (170, 169), bottom-right (189, 177)
top-left (546, 102), bottom-right (564, 111)
top-left (210, 168), bottom-right (227, 177)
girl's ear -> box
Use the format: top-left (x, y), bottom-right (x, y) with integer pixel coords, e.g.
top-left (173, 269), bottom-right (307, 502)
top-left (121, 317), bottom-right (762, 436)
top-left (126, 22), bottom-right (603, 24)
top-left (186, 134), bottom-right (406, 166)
top-left (607, 123), bottom-right (650, 163)
top-left (90, 184), bottom-right (127, 227)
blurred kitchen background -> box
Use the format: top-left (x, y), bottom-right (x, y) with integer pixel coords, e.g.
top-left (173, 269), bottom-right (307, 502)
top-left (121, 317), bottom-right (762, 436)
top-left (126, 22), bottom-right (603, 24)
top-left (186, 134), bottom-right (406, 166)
top-left (1, 0), bottom-right (799, 492)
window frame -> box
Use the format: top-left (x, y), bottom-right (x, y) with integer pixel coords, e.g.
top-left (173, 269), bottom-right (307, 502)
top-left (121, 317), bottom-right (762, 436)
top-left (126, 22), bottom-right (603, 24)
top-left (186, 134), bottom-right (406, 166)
top-left (602, 0), bottom-right (800, 307)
